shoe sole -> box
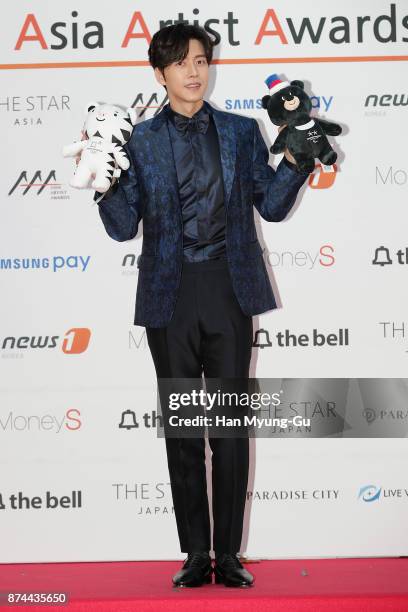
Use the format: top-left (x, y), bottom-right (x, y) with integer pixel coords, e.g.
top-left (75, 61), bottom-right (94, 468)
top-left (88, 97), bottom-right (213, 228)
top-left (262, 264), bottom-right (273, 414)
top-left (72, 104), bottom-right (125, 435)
top-left (214, 571), bottom-right (254, 587)
top-left (173, 571), bottom-right (213, 588)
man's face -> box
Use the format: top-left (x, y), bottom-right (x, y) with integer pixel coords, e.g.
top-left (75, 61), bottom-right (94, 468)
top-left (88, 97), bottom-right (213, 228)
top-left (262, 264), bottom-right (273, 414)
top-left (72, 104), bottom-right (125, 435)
top-left (154, 38), bottom-right (209, 104)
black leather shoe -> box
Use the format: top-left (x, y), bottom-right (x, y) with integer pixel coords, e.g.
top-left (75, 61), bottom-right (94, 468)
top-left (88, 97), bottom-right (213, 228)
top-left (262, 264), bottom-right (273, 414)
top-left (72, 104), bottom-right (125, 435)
top-left (172, 552), bottom-right (213, 587)
top-left (214, 553), bottom-right (254, 587)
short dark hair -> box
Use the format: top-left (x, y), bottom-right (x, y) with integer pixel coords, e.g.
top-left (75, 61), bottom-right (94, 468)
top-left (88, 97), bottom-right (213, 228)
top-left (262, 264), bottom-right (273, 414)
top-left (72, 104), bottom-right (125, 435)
top-left (148, 24), bottom-right (215, 74)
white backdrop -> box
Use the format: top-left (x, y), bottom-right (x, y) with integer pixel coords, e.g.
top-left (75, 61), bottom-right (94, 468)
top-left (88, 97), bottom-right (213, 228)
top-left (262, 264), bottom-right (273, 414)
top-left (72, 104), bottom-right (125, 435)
top-left (1, 0), bottom-right (408, 562)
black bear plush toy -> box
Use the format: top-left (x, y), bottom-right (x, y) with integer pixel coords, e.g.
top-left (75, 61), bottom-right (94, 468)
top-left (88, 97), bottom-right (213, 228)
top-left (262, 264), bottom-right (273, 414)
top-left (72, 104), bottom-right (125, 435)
top-left (262, 74), bottom-right (342, 174)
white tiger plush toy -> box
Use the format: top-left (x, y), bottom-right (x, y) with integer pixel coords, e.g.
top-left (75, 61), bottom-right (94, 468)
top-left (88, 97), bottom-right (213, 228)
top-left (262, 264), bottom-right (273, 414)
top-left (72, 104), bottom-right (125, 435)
top-left (63, 102), bottom-right (137, 193)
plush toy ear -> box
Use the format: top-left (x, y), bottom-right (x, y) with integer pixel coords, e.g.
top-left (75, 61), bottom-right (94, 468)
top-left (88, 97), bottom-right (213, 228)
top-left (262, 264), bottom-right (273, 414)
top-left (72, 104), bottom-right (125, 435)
top-left (85, 101), bottom-right (99, 114)
top-left (261, 95), bottom-right (270, 109)
top-left (290, 80), bottom-right (304, 89)
top-left (126, 107), bottom-right (137, 126)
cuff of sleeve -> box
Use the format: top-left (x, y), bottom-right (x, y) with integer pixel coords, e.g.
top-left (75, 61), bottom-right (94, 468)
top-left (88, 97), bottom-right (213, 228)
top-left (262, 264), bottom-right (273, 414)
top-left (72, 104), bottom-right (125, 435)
top-left (93, 191), bottom-right (104, 205)
top-left (282, 155), bottom-right (310, 176)
top-left (93, 180), bottom-right (119, 205)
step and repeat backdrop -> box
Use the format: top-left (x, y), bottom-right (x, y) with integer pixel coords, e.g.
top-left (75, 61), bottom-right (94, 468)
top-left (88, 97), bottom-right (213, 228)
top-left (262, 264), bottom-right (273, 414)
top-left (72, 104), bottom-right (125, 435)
top-left (1, 0), bottom-right (408, 562)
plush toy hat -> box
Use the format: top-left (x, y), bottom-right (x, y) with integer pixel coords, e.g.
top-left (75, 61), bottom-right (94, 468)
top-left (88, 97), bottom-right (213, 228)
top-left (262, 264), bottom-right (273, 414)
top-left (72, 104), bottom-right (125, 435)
top-left (265, 73), bottom-right (290, 95)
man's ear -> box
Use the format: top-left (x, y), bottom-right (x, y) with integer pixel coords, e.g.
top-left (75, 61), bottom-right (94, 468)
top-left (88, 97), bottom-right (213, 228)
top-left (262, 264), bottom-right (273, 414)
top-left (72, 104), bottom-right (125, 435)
top-left (154, 66), bottom-right (166, 87)
top-left (290, 80), bottom-right (304, 89)
top-left (261, 95), bottom-right (270, 109)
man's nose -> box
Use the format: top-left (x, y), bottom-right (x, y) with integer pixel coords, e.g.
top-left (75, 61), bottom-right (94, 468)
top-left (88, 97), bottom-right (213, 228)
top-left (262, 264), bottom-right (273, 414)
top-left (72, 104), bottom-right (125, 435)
top-left (187, 61), bottom-right (199, 76)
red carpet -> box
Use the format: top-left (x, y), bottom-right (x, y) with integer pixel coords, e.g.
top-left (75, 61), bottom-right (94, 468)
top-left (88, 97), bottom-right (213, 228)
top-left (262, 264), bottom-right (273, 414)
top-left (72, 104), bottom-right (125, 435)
top-left (1, 558), bottom-right (408, 611)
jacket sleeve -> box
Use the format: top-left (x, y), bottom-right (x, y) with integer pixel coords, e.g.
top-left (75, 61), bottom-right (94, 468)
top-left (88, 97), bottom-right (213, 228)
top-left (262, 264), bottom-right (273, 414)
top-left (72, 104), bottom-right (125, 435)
top-left (94, 142), bottom-right (142, 241)
top-left (252, 119), bottom-right (309, 222)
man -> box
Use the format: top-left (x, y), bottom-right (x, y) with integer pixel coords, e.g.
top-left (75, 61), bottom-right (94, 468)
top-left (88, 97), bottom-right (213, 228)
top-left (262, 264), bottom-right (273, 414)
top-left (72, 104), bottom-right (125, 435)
top-left (94, 24), bottom-right (310, 588)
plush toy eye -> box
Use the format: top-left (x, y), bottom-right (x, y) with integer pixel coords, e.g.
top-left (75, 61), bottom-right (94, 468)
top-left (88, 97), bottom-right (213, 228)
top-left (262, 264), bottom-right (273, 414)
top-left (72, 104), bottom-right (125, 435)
top-left (281, 95), bottom-right (285, 100)
top-left (114, 112), bottom-right (118, 116)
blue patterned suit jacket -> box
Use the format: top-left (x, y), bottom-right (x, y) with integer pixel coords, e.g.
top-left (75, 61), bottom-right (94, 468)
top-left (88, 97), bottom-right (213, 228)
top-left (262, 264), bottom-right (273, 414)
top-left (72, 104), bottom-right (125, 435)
top-left (96, 100), bottom-right (308, 327)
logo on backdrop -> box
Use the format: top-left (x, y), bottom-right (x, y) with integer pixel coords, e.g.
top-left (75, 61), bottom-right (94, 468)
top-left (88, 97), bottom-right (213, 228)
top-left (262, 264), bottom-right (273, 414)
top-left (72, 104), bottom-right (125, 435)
top-left (1, 327), bottom-right (91, 355)
top-left (112, 481), bottom-right (174, 516)
top-left (375, 166), bottom-right (407, 186)
top-left (131, 92), bottom-right (168, 118)
top-left (0, 409), bottom-right (82, 433)
top-left (225, 95), bottom-right (334, 112)
top-left (308, 163), bottom-right (338, 189)
top-left (13, 6), bottom-right (408, 53)
top-left (118, 409), bottom-right (163, 431)
top-left (0, 490), bottom-right (82, 511)
top-left (8, 170), bottom-right (69, 201)
top-left (0, 94), bottom-right (71, 127)
top-left (364, 92), bottom-right (408, 118)
top-left (357, 485), bottom-right (408, 503)
top-left (252, 328), bottom-right (350, 349)
top-left (122, 253), bottom-right (139, 277)
top-left (247, 488), bottom-right (340, 502)
top-left (372, 246), bottom-right (408, 266)
top-left (0, 255), bottom-right (91, 272)
top-left (122, 247), bottom-right (336, 273)
top-left (264, 244), bottom-right (335, 269)
top-left (378, 321), bottom-right (407, 355)
top-left (362, 405), bottom-right (408, 424)
top-left (358, 485), bottom-right (382, 502)
top-left (128, 329), bottom-right (148, 350)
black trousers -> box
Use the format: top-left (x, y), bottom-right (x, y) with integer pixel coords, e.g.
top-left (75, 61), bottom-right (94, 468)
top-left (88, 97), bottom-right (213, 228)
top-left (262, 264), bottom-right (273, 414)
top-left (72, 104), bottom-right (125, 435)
top-left (145, 257), bottom-right (253, 553)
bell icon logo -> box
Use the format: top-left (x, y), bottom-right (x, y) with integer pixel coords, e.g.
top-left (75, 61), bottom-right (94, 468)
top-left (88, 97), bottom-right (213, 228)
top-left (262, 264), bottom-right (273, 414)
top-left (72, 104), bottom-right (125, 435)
top-left (119, 410), bottom-right (139, 430)
top-left (372, 246), bottom-right (392, 266)
top-left (62, 328), bottom-right (91, 354)
top-left (253, 328), bottom-right (272, 349)
top-left (308, 163), bottom-right (338, 189)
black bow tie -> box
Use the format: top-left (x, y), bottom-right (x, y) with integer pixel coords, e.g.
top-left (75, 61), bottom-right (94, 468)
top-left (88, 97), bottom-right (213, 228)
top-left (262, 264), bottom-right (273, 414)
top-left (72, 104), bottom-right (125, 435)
top-left (173, 110), bottom-right (210, 135)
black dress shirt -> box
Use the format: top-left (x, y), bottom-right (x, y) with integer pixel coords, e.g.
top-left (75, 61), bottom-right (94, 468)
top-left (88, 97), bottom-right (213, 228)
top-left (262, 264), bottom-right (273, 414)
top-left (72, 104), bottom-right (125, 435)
top-left (165, 102), bottom-right (227, 262)
top-left (164, 102), bottom-right (303, 263)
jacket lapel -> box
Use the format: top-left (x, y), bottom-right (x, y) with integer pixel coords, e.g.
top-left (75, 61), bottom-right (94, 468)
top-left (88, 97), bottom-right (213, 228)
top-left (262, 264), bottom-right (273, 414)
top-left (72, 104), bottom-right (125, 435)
top-left (209, 101), bottom-right (236, 209)
top-left (148, 107), bottom-right (180, 206)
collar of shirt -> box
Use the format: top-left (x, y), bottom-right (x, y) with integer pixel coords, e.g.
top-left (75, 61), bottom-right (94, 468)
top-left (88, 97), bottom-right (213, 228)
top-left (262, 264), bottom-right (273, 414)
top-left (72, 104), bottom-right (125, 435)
top-left (164, 100), bottom-right (213, 129)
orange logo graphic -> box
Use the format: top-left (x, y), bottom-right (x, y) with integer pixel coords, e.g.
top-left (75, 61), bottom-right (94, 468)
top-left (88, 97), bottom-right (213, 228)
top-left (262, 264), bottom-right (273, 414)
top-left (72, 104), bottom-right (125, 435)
top-left (62, 328), bottom-right (91, 354)
top-left (308, 163), bottom-right (338, 189)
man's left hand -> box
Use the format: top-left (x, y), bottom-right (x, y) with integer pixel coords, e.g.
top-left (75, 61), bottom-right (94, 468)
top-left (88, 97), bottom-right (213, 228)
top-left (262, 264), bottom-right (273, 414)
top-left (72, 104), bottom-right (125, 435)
top-left (278, 124), bottom-right (296, 165)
